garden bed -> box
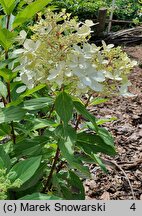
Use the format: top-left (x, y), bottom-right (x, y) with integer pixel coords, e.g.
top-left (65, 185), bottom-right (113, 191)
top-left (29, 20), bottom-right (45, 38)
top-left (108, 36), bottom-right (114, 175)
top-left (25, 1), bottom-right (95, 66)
top-left (84, 45), bottom-right (142, 200)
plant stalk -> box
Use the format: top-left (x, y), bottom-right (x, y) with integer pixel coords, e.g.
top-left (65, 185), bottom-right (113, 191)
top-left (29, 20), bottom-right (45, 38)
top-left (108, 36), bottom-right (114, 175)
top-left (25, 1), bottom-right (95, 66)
top-left (74, 93), bottom-right (92, 131)
top-left (43, 147), bottom-right (60, 192)
top-left (5, 15), bottom-right (16, 144)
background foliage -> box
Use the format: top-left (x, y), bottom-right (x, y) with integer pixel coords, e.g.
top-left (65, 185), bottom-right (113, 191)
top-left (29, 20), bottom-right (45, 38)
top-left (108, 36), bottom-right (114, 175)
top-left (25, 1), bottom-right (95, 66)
top-left (0, 0), bottom-right (139, 200)
top-left (52, 0), bottom-right (142, 25)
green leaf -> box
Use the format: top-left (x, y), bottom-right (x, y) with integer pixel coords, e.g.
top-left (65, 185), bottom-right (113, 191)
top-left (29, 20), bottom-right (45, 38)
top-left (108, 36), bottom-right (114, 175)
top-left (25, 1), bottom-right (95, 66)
top-left (0, 145), bottom-right (11, 171)
top-left (13, 136), bottom-right (49, 157)
top-left (73, 100), bottom-right (98, 132)
top-left (77, 132), bottom-right (116, 156)
top-left (96, 117), bottom-right (117, 125)
top-left (68, 170), bottom-right (85, 199)
top-left (24, 97), bottom-right (53, 110)
top-left (89, 97), bottom-right (109, 106)
top-left (9, 156), bottom-right (42, 184)
top-left (0, 14), bottom-right (15, 31)
top-left (55, 124), bottom-right (76, 143)
top-left (58, 138), bottom-right (90, 177)
top-left (7, 84), bottom-right (46, 107)
top-left (32, 118), bottom-right (57, 130)
top-left (19, 193), bottom-right (62, 200)
top-left (98, 127), bottom-right (115, 148)
top-left (0, 0), bottom-right (18, 15)
top-left (20, 84), bottom-right (46, 98)
top-left (55, 91), bottom-right (73, 125)
top-left (0, 80), bottom-right (7, 98)
top-left (0, 107), bottom-right (26, 123)
top-left (0, 68), bottom-right (17, 82)
top-left (15, 164), bottom-right (46, 191)
top-left (54, 170), bottom-right (85, 200)
top-left (91, 154), bottom-right (107, 173)
top-left (0, 28), bottom-right (16, 50)
top-left (55, 124), bottom-right (76, 155)
top-left (13, 0), bottom-right (52, 28)
top-left (0, 123), bottom-right (11, 136)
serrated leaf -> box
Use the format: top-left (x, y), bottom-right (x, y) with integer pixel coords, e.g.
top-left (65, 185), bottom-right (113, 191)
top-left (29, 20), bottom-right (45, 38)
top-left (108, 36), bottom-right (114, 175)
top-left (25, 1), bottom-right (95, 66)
top-left (24, 97), bottom-right (53, 110)
top-left (68, 170), bottom-right (85, 199)
top-left (0, 123), bottom-right (11, 136)
top-left (0, 58), bottom-right (16, 70)
top-left (0, 106), bottom-right (26, 123)
top-left (21, 84), bottom-right (46, 98)
top-left (18, 193), bottom-right (62, 200)
top-left (96, 117), bottom-right (117, 125)
top-left (0, 145), bottom-right (11, 171)
top-left (15, 164), bottom-right (46, 191)
top-left (32, 118), bottom-right (57, 130)
top-left (89, 97), bottom-right (109, 106)
top-left (77, 132), bottom-right (116, 156)
top-left (0, 80), bottom-right (7, 98)
top-left (13, 136), bottom-right (49, 157)
top-left (9, 156), bottom-right (42, 184)
top-left (0, 0), bottom-right (18, 15)
top-left (0, 68), bottom-right (17, 82)
top-left (7, 84), bottom-right (46, 107)
top-left (92, 154), bottom-right (107, 173)
top-left (13, 0), bottom-right (52, 28)
top-left (58, 138), bottom-right (90, 177)
top-left (0, 28), bottom-right (16, 50)
top-left (98, 127), bottom-right (115, 148)
top-left (73, 100), bottom-right (98, 132)
top-left (55, 91), bottom-right (73, 125)
top-left (56, 124), bottom-right (76, 155)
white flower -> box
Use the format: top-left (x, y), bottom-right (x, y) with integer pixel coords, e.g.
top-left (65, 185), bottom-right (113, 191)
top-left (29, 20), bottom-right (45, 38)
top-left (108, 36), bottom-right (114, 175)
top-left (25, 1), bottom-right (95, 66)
top-left (90, 80), bottom-right (103, 92)
top-left (20, 69), bottom-right (35, 89)
top-left (16, 30), bottom-right (27, 44)
top-left (119, 81), bottom-right (134, 97)
top-left (23, 39), bottom-right (40, 52)
top-left (16, 85), bottom-right (27, 93)
top-left (47, 62), bottom-right (66, 87)
top-left (102, 40), bottom-right (114, 52)
top-left (77, 25), bottom-right (92, 36)
top-left (85, 20), bottom-right (95, 27)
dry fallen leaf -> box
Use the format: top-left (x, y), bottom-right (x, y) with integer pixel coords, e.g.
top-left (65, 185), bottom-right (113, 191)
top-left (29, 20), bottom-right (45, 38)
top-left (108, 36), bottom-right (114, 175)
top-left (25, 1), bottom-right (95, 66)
top-left (100, 191), bottom-right (110, 200)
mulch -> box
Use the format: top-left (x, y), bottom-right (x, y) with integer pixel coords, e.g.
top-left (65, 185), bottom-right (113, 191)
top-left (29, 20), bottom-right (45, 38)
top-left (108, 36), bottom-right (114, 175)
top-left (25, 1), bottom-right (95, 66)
top-left (84, 45), bottom-right (142, 200)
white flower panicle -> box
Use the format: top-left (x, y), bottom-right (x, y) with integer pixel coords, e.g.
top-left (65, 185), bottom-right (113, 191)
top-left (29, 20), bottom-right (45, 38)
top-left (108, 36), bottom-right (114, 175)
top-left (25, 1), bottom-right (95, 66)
top-left (13, 10), bottom-right (137, 96)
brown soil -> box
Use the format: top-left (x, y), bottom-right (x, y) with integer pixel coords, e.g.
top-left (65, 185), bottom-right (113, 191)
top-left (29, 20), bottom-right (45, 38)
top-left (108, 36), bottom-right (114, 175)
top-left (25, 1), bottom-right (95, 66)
top-left (84, 45), bottom-right (142, 200)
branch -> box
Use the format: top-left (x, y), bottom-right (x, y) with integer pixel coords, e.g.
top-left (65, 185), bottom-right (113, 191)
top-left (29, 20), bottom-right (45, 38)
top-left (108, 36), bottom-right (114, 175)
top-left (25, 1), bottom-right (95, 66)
top-left (42, 147), bottom-right (60, 193)
top-left (102, 158), bottom-right (135, 200)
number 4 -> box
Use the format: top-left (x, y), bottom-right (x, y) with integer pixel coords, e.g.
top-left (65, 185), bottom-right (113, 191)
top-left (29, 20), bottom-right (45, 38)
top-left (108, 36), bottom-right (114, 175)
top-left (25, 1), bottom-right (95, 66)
top-left (130, 203), bottom-right (136, 211)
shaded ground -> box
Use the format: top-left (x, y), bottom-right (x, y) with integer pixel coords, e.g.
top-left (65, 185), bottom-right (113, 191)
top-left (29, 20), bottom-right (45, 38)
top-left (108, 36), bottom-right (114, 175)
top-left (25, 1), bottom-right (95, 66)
top-left (84, 45), bottom-right (142, 200)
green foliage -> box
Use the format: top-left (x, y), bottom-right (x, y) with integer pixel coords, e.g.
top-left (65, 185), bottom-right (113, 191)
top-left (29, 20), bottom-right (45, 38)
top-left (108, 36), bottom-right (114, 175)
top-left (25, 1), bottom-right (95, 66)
top-left (112, 0), bottom-right (142, 22)
top-left (0, 29), bottom-right (16, 51)
top-left (52, 0), bottom-right (107, 20)
top-left (0, 145), bottom-right (11, 171)
top-left (0, 80), bottom-right (7, 99)
top-left (19, 193), bottom-right (62, 200)
top-left (52, 0), bottom-right (142, 24)
top-left (13, 0), bottom-right (52, 28)
top-left (0, 0), bottom-right (136, 200)
top-left (9, 156), bottom-right (42, 183)
top-left (55, 92), bottom-right (73, 125)
top-left (0, 0), bottom-right (18, 15)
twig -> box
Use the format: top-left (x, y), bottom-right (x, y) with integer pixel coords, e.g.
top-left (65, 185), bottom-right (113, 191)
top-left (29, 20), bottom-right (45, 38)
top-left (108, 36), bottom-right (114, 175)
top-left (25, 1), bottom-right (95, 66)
top-left (42, 147), bottom-right (60, 193)
top-left (106, 19), bottom-right (142, 24)
top-left (108, 0), bottom-right (116, 33)
top-left (117, 159), bottom-right (142, 170)
top-left (102, 158), bottom-right (135, 200)
top-left (1, 96), bottom-right (7, 107)
top-left (74, 94), bottom-right (92, 130)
